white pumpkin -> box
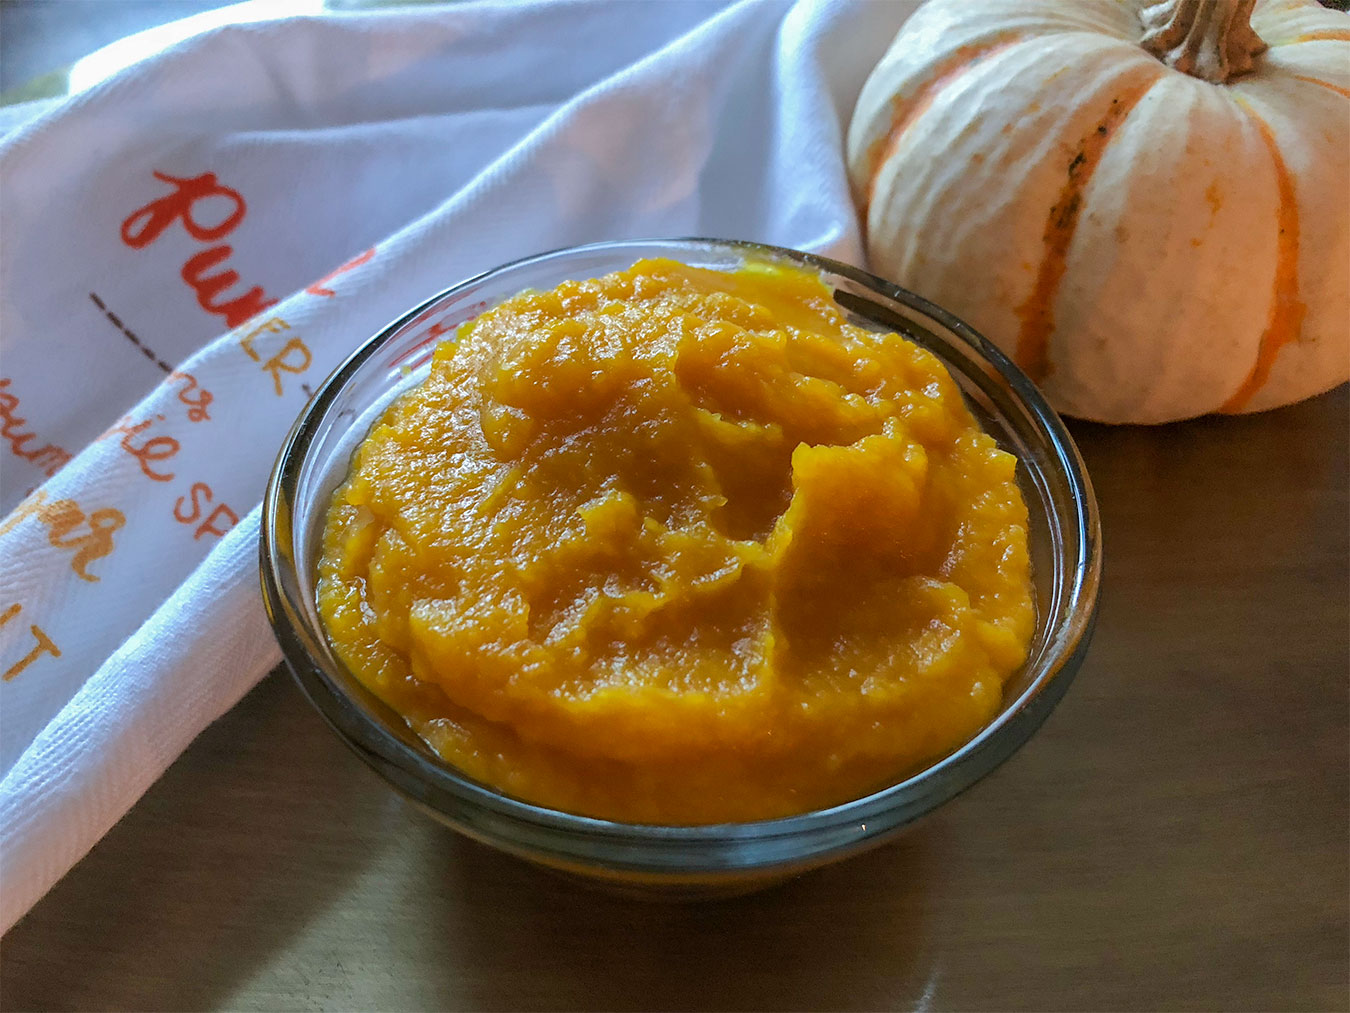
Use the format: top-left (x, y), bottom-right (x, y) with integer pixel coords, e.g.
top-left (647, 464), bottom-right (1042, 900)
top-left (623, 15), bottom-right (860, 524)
top-left (847, 0), bottom-right (1349, 424)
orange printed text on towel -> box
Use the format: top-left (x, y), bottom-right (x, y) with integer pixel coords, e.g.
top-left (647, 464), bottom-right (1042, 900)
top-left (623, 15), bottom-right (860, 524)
top-left (0, 490), bottom-right (124, 583)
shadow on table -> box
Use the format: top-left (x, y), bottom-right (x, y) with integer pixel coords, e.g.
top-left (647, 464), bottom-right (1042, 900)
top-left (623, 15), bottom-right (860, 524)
top-left (421, 823), bottom-right (943, 1012)
top-left (0, 670), bottom-right (398, 1013)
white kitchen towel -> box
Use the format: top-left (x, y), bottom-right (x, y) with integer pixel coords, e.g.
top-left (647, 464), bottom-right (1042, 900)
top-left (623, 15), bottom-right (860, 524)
top-left (0, 0), bottom-right (918, 931)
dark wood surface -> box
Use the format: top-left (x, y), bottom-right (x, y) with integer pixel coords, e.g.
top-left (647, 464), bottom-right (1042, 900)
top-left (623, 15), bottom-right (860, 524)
top-left (2, 387), bottom-right (1347, 1012)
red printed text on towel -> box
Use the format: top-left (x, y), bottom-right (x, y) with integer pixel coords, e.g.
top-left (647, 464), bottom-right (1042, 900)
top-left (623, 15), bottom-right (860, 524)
top-left (121, 170), bottom-right (277, 330)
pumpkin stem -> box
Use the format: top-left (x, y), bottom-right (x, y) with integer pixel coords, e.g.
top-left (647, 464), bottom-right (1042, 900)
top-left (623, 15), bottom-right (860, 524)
top-left (1139, 0), bottom-right (1268, 83)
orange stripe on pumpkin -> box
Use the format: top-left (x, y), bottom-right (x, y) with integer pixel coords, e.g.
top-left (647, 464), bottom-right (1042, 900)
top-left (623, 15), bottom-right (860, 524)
top-left (1219, 104), bottom-right (1306, 414)
top-left (865, 34), bottom-right (1025, 214)
top-left (1290, 29), bottom-right (1350, 43)
top-left (1290, 73), bottom-right (1350, 98)
top-left (1012, 74), bottom-right (1161, 383)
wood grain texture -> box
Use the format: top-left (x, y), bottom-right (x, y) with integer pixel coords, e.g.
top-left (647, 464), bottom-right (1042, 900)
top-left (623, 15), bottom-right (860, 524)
top-left (2, 386), bottom-right (1347, 1013)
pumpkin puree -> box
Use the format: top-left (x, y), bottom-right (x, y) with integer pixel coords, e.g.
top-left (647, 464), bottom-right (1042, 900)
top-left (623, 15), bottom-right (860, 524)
top-left (317, 258), bottom-right (1034, 824)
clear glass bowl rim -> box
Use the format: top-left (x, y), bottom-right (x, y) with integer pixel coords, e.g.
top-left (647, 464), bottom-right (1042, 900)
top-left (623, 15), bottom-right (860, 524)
top-left (260, 237), bottom-right (1102, 875)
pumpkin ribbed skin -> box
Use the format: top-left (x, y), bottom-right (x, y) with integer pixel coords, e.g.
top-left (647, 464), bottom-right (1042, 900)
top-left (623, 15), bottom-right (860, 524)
top-left (848, 0), bottom-right (1348, 423)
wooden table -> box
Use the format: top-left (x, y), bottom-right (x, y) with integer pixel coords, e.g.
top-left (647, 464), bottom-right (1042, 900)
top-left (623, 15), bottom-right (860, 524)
top-left (3, 388), bottom-right (1346, 1012)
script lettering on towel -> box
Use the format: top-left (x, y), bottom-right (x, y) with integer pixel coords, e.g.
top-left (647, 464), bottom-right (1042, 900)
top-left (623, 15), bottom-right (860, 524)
top-left (168, 371), bottom-right (213, 422)
top-left (0, 378), bottom-right (73, 479)
top-left (121, 170), bottom-right (277, 330)
top-left (180, 247), bottom-right (276, 329)
top-left (100, 415), bottom-right (180, 483)
top-left (0, 490), bottom-right (125, 583)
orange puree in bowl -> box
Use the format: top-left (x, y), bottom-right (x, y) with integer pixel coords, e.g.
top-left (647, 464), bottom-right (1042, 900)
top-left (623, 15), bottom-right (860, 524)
top-left (317, 257), bottom-right (1034, 824)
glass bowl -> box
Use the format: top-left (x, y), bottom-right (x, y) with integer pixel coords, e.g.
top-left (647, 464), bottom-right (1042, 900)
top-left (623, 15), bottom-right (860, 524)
top-left (260, 238), bottom-right (1101, 896)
